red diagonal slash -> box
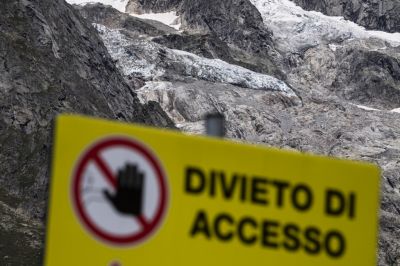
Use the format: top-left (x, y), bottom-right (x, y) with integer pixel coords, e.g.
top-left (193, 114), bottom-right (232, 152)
top-left (93, 154), bottom-right (149, 229)
top-left (73, 137), bottom-right (167, 245)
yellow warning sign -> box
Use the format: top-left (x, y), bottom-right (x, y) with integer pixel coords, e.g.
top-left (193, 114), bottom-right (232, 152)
top-left (45, 115), bottom-right (380, 266)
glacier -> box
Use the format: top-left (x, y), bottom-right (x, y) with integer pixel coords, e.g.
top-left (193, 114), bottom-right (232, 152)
top-left (94, 24), bottom-right (299, 100)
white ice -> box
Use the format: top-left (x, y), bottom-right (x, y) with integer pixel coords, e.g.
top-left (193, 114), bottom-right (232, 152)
top-left (352, 104), bottom-right (400, 115)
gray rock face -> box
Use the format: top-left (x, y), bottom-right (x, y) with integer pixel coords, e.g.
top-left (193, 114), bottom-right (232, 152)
top-left (179, 0), bottom-right (273, 53)
top-left (291, 0), bottom-right (400, 33)
top-left (0, 0), bottom-right (173, 263)
top-left (290, 39), bottom-right (400, 110)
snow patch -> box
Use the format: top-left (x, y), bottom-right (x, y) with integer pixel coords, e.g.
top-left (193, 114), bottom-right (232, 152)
top-left (354, 104), bottom-right (381, 112)
top-left (328, 44), bottom-right (338, 52)
top-left (368, 31), bottom-right (400, 45)
top-left (351, 103), bottom-right (400, 114)
top-left (66, 0), bottom-right (129, 12)
top-left (351, 104), bottom-right (400, 115)
top-left (249, 0), bottom-right (400, 53)
top-left (129, 11), bottom-right (181, 30)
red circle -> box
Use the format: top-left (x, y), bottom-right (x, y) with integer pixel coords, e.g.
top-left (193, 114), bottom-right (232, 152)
top-left (72, 137), bottom-right (168, 246)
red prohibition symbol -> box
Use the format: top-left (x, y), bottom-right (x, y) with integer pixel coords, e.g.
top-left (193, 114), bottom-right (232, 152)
top-left (72, 137), bottom-right (168, 246)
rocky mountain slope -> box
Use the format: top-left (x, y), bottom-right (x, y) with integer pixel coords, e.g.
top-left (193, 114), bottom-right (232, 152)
top-left (0, 0), bottom-right (173, 264)
top-left (71, 0), bottom-right (400, 265)
top-left (0, 0), bottom-right (399, 265)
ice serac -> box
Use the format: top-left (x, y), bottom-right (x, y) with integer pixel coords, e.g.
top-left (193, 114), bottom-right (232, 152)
top-left (290, 0), bottom-right (400, 33)
top-left (0, 0), bottom-right (173, 263)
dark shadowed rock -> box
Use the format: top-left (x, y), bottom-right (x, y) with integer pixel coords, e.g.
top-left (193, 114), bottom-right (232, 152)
top-left (0, 0), bottom-right (173, 264)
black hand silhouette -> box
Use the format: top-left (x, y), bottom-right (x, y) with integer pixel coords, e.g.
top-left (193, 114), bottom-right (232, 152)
top-left (103, 164), bottom-right (144, 216)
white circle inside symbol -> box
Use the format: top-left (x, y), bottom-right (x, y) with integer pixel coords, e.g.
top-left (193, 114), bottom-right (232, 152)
top-left (79, 146), bottom-right (161, 237)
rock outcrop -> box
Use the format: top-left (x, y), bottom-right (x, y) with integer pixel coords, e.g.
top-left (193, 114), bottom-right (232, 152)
top-left (291, 0), bottom-right (400, 33)
top-left (0, 0), bottom-right (173, 264)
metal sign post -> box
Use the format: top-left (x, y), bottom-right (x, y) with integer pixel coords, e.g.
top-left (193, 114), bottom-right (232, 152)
top-left (205, 113), bottom-right (225, 138)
